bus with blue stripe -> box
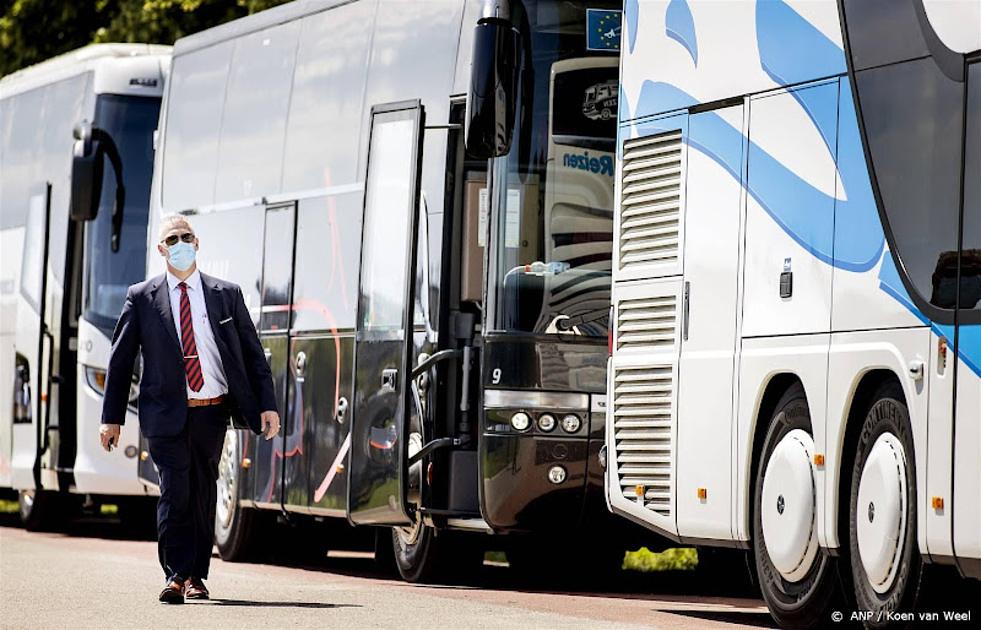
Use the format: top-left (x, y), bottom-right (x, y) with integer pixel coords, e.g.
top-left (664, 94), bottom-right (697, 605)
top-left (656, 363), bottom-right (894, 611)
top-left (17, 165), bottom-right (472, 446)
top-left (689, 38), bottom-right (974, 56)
top-left (605, 1), bottom-right (979, 626)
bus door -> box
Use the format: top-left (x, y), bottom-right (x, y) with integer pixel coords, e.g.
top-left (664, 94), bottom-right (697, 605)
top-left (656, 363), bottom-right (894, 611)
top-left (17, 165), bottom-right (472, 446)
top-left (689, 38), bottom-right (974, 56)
top-left (347, 101), bottom-right (425, 525)
top-left (11, 184), bottom-right (53, 491)
top-left (253, 202), bottom-right (297, 508)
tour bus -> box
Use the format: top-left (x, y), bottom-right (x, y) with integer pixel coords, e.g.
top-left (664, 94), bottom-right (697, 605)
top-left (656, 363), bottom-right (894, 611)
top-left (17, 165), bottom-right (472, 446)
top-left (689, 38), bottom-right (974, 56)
top-left (144, 0), bottom-right (644, 580)
top-left (0, 44), bottom-right (169, 529)
top-left (605, 0), bottom-right (980, 626)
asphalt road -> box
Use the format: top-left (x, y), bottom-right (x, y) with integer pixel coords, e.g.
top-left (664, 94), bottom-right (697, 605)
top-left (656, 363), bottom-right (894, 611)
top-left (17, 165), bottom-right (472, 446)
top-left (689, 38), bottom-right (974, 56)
top-left (0, 517), bottom-right (773, 630)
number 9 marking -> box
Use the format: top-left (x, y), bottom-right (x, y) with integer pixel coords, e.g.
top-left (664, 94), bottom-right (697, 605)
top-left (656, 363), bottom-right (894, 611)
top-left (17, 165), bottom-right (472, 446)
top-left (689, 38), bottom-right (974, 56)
top-left (491, 368), bottom-right (502, 385)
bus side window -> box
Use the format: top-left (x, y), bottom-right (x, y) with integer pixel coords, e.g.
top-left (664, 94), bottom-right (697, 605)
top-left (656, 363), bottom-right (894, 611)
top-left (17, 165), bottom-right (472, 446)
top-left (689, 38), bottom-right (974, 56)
top-left (462, 175), bottom-right (487, 305)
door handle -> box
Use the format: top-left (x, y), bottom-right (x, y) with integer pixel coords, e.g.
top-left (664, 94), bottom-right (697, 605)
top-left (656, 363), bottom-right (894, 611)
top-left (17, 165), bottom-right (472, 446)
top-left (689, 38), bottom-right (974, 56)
top-left (295, 351), bottom-right (307, 375)
top-left (335, 396), bottom-right (349, 423)
top-left (381, 368), bottom-right (398, 392)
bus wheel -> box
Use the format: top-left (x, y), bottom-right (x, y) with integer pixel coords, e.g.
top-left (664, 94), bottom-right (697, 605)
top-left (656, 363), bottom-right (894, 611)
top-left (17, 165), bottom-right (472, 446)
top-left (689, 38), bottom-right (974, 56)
top-left (215, 429), bottom-right (258, 561)
top-left (392, 521), bottom-right (483, 584)
top-left (753, 384), bottom-right (841, 629)
top-left (847, 382), bottom-right (921, 626)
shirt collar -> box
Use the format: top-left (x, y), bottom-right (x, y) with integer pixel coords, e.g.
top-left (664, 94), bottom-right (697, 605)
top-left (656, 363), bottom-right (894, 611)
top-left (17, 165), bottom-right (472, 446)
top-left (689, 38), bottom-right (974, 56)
top-left (167, 268), bottom-right (202, 293)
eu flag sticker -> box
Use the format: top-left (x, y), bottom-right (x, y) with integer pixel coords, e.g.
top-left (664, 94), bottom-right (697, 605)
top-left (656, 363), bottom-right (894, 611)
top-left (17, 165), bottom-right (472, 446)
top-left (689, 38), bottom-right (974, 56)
top-left (587, 9), bottom-right (622, 51)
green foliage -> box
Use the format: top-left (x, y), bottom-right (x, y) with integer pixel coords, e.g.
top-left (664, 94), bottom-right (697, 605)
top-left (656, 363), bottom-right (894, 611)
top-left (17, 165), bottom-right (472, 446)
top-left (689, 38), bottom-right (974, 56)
top-left (623, 547), bottom-right (698, 572)
top-left (1, 0), bottom-right (291, 78)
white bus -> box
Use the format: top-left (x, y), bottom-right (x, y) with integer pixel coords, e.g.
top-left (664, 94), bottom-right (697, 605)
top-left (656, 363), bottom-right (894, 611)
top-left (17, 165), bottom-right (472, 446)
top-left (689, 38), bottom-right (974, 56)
top-left (0, 44), bottom-right (169, 529)
top-left (605, 0), bottom-right (979, 627)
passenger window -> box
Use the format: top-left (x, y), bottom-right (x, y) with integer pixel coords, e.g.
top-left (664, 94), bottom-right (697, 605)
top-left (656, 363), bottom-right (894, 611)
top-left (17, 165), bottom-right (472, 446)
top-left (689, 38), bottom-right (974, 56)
top-left (162, 42), bottom-right (233, 211)
top-left (854, 57), bottom-right (963, 312)
top-left (259, 205), bottom-right (295, 332)
top-left (961, 62), bottom-right (981, 311)
top-left (215, 22), bottom-right (299, 203)
top-left (840, 0), bottom-right (928, 71)
top-left (291, 193), bottom-right (363, 332)
top-left (282, 2), bottom-right (374, 189)
top-left (1, 88), bottom-right (45, 228)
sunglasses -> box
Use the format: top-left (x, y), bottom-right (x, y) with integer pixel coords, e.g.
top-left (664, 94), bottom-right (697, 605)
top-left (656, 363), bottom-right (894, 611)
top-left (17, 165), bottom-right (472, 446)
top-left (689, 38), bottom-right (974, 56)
top-left (162, 232), bottom-right (195, 246)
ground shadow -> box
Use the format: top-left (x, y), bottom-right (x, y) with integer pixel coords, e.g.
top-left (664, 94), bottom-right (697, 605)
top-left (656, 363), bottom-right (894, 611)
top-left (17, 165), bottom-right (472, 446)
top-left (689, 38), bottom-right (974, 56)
top-left (666, 610), bottom-right (776, 628)
top-left (206, 599), bottom-right (361, 610)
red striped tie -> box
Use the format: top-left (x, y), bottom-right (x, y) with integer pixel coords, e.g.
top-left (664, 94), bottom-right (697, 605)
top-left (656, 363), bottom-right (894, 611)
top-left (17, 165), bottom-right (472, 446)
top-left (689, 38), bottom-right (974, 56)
top-left (178, 282), bottom-right (205, 392)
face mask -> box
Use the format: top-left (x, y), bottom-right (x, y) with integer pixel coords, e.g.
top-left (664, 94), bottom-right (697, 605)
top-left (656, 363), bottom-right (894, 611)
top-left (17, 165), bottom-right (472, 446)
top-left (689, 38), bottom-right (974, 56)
top-left (167, 241), bottom-right (196, 272)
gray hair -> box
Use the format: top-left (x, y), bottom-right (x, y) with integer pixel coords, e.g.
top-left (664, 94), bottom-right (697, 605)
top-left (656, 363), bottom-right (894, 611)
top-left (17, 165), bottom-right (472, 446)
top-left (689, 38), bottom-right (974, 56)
top-left (158, 214), bottom-right (195, 242)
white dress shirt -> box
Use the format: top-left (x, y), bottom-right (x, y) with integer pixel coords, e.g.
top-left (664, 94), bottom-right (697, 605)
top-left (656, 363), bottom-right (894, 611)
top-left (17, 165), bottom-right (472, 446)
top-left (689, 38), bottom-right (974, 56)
top-left (166, 269), bottom-right (229, 399)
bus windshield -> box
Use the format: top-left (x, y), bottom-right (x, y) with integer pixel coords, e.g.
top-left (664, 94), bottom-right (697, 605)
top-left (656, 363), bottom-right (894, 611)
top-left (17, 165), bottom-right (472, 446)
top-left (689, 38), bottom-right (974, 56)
top-left (489, 0), bottom-right (619, 338)
top-left (83, 94), bottom-right (160, 336)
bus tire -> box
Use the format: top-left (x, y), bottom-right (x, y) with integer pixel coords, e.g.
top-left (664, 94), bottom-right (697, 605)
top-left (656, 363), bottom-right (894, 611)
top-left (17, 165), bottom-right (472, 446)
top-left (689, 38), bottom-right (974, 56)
top-left (215, 429), bottom-right (259, 562)
top-left (847, 381), bottom-right (922, 627)
top-left (392, 523), bottom-right (483, 584)
top-left (753, 383), bottom-right (842, 629)
top-left (19, 488), bottom-right (64, 532)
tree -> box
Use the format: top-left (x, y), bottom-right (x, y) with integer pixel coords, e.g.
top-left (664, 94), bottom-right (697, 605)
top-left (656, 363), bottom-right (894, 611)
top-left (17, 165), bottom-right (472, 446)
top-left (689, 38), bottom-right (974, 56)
top-left (1, 0), bottom-right (291, 78)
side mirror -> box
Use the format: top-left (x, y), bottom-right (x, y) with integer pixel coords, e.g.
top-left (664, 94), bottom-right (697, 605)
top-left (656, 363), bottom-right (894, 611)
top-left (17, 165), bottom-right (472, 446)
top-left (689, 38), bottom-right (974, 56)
top-left (70, 121), bottom-right (126, 251)
top-left (70, 121), bottom-right (103, 222)
top-left (465, 17), bottom-right (519, 159)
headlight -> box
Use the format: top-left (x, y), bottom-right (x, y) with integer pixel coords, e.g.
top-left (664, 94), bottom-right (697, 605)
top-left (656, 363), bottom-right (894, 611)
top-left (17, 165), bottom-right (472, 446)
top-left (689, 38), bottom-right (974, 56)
top-left (561, 413), bottom-right (581, 433)
top-left (537, 413), bottom-right (556, 432)
top-left (85, 366), bottom-right (107, 394)
top-left (85, 366), bottom-right (139, 404)
top-left (510, 411), bottom-right (531, 432)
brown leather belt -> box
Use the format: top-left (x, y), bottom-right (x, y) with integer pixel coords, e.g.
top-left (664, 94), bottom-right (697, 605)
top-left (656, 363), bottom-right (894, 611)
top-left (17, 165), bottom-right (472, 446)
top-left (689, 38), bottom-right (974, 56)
top-left (187, 395), bottom-right (226, 408)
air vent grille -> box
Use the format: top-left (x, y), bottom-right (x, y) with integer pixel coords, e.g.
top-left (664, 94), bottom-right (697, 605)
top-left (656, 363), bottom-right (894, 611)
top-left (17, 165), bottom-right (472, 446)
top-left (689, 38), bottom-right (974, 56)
top-left (618, 131), bottom-right (683, 273)
top-left (612, 364), bottom-right (674, 516)
top-left (616, 294), bottom-right (678, 352)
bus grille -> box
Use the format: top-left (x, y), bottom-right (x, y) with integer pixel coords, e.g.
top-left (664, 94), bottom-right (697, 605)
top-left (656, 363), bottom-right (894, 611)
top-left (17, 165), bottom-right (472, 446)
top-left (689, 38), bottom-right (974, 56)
top-left (618, 131), bottom-right (683, 273)
top-left (613, 365), bottom-right (673, 516)
top-left (616, 293), bottom-right (677, 351)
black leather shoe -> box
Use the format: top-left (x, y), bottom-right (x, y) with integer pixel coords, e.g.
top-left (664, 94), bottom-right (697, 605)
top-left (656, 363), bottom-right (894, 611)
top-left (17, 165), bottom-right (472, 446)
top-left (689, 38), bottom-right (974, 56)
top-left (159, 580), bottom-right (185, 604)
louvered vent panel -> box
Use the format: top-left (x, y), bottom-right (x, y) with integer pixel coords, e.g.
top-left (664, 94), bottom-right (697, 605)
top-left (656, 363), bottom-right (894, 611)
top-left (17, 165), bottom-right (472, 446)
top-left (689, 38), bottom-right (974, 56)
top-left (613, 365), bottom-right (674, 516)
top-left (616, 293), bottom-right (677, 352)
top-left (618, 131), bottom-right (683, 273)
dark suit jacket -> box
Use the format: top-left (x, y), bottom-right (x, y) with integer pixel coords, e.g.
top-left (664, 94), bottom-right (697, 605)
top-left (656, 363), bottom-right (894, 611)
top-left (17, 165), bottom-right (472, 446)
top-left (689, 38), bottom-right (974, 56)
top-left (101, 271), bottom-right (276, 438)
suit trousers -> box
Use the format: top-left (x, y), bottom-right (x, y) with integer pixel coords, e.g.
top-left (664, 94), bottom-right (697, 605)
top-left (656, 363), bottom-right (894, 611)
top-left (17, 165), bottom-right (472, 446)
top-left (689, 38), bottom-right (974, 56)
top-left (146, 404), bottom-right (228, 582)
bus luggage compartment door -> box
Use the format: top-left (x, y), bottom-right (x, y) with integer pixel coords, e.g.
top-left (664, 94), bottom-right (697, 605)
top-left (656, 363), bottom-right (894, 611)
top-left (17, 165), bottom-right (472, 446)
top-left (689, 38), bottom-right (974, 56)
top-left (347, 101), bottom-right (425, 526)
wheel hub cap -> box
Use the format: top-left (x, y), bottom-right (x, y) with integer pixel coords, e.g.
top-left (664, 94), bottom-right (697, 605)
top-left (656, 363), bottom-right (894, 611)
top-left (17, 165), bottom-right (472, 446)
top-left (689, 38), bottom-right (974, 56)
top-left (856, 432), bottom-right (907, 594)
top-left (216, 429), bottom-right (238, 530)
top-left (761, 429), bottom-right (818, 583)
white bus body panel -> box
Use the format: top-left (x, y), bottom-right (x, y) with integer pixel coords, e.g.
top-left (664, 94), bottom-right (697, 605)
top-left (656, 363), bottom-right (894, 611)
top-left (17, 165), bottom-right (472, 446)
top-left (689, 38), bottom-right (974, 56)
top-left (734, 333), bottom-right (830, 544)
top-left (74, 318), bottom-right (146, 495)
top-left (954, 354), bottom-right (981, 563)
top-left (0, 228), bottom-right (24, 487)
top-left (675, 103), bottom-right (744, 541)
top-left (824, 327), bottom-right (931, 551)
top-left (741, 83), bottom-right (836, 338)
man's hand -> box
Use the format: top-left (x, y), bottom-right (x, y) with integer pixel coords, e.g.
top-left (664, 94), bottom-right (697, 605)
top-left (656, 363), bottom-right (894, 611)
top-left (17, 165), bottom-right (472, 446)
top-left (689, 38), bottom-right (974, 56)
top-left (100, 424), bottom-right (121, 452)
top-left (260, 411), bottom-right (280, 440)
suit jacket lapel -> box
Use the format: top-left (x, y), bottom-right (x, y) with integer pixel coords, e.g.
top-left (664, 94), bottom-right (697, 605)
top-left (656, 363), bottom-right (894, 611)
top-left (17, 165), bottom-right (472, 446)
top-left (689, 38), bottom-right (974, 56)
top-left (151, 276), bottom-right (181, 352)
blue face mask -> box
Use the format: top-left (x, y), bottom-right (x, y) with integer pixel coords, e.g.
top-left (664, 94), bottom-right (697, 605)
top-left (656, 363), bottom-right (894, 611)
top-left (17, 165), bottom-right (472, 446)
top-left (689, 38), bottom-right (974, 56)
top-left (167, 241), bottom-right (197, 272)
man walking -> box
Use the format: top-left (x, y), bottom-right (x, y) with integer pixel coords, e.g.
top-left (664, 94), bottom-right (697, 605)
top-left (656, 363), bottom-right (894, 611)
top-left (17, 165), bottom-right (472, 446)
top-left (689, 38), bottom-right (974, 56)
top-left (100, 214), bottom-right (280, 604)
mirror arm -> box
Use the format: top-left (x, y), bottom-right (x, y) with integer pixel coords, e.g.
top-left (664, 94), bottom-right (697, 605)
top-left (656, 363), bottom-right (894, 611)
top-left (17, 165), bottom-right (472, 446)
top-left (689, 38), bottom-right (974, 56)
top-left (93, 129), bottom-right (126, 253)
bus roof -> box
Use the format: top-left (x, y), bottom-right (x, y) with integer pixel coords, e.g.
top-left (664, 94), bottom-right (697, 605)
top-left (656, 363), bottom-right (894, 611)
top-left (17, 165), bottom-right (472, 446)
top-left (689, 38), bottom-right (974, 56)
top-left (172, 0), bottom-right (348, 58)
top-left (0, 43), bottom-right (171, 99)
